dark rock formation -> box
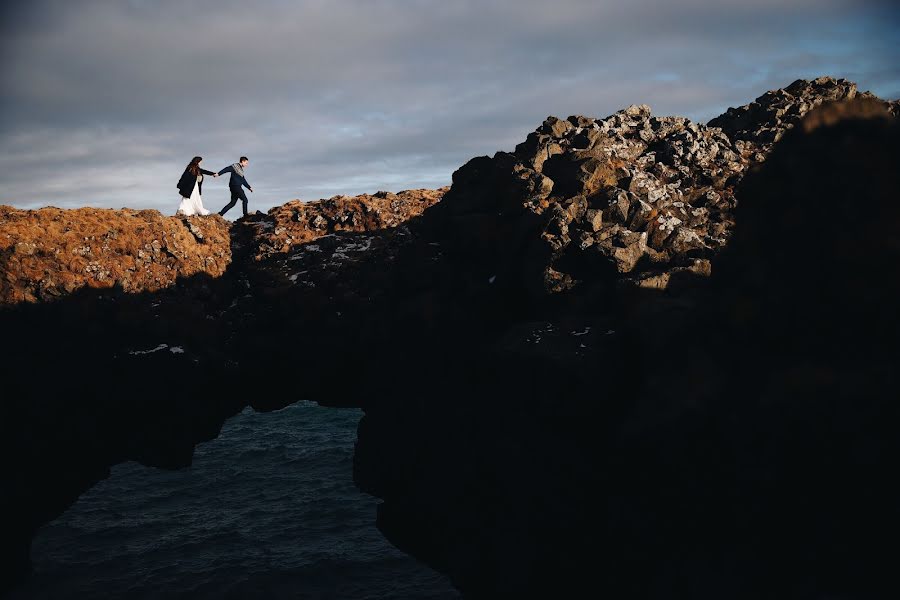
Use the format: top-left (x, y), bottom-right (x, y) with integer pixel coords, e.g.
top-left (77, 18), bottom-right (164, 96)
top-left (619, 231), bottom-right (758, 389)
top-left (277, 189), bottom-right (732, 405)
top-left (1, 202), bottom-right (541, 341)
top-left (433, 101), bottom-right (744, 298)
top-left (603, 96), bottom-right (899, 599)
top-left (1, 78), bottom-right (898, 599)
top-left (707, 75), bottom-right (894, 160)
top-left (0, 190), bottom-right (442, 590)
top-left (350, 95), bottom-right (900, 599)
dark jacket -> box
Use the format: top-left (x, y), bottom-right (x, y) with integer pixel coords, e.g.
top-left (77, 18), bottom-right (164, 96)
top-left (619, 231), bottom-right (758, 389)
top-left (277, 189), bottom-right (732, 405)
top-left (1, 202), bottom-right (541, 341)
top-left (177, 167), bottom-right (215, 198)
top-left (217, 164), bottom-right (251, 191)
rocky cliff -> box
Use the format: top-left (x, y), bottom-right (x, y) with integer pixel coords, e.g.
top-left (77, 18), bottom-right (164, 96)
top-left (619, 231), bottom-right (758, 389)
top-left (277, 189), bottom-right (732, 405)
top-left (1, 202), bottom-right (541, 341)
top-left (0, 208), bottom-right (231, 304)
top-left (248, 187), bottom-right (446, 259)
top-left (0, 188), bottom-right (446, 305)
top-left (1, 77), bottom-right (898, 598)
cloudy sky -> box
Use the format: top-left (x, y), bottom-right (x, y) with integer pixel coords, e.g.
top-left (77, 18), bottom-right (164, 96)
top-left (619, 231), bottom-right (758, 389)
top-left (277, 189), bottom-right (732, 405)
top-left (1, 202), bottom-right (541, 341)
top-left (1, 0), bottom-right (898, 216)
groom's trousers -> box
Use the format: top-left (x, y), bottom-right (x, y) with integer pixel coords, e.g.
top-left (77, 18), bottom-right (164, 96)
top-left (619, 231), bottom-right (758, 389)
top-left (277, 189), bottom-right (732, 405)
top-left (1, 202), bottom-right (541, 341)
top-left (219, 188), bottom-right (249, 217)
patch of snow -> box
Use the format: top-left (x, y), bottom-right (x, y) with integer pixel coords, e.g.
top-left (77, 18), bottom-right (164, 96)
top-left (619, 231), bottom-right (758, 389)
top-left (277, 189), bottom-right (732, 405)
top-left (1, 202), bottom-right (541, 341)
top-left (572, 327), bottom-right (591, 336)
top-left (488, 275), bottom-right (497, 284)
top-left (170, 346), bottom-right (185, 354)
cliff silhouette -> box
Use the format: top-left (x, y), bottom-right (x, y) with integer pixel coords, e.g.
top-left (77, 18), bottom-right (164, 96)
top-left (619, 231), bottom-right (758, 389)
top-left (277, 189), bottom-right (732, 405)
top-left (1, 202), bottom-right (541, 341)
top-left (1, 77), bottom-right (898, 598)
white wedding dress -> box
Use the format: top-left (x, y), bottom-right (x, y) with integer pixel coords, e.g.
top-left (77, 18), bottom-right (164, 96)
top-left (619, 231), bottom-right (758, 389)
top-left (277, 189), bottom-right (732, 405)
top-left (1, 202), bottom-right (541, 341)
top-left (176, 176), bottom-right (211, 216)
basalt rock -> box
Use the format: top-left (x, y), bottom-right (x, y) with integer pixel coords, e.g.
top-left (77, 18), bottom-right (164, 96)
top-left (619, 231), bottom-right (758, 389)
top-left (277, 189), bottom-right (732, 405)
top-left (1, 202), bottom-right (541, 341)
top-left (352, 97), bottom-right (900, 599)
top-left (435, 77), bottom-right (898, 299)
top-left (0, 207), bottom-right (232, 304)
top-left (606, 97), bottom-right (900, 598)
top-left (439, 101), bottom-right (745, 297)
top-left (246, 187), bottom-right (447, 260)
top-left (707, 75), bottom-right (894, 161)
top-left (0, 189), bottom-right (446, 306)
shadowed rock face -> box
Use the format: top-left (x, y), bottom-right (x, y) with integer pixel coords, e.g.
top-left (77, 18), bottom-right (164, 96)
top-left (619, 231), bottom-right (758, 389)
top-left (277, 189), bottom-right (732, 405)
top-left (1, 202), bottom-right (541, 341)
top-left (1, 79), bottom-right (898, 598)
top-left (601, 97), bottom-right (900, 599)
top-left (349, 97), bottom-right (899, 598)
top-left (0, 189), bottom-right (445, 588)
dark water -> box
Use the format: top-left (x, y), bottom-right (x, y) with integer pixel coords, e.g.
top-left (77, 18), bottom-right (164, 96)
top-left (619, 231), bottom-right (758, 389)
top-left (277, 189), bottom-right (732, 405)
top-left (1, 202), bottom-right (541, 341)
top-left (14, 402), bottom-right (459, 599)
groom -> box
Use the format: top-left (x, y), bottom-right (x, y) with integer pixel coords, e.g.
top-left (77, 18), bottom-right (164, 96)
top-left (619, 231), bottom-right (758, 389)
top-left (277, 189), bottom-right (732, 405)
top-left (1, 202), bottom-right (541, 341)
top-left (217, 156), bottom-right (254, 217)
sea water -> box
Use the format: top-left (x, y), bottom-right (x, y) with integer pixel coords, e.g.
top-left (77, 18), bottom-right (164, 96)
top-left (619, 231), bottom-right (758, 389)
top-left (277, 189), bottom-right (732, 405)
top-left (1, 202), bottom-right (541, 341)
top-left (14, 401), bottom-right (459, 599)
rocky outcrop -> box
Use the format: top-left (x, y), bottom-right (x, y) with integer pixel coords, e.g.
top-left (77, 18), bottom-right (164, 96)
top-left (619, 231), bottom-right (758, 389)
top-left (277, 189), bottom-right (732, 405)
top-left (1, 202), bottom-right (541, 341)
top-left (0, 189), bottom-right (446, 305)
top-left (351, 96), bottom-right (900, 598)
top-left (2, 78), bottom-right (898, 598)
top-left (0, 189), bottom-right (446, 588)
top-left (434, 102), bottom-right (744, 297)
top-left (707, 75), bottom-right (893, 160)
top-left (0, 188), bottom-right (447, 596)
top-left (432, 77), bottom-right (898, 298)
top-left (246, 187), bottom-right (447, 260)
top-left (0, 207), bottom-right (232, 304)
top-left (604, 96), bottom-right (900, 598)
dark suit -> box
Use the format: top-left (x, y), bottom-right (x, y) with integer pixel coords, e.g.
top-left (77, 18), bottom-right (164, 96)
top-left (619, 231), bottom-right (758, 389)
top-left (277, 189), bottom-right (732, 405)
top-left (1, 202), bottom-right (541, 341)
top-left (217, 164), bottom-right (252, 217)
top-left (177, 167), bottom-right (215, 199)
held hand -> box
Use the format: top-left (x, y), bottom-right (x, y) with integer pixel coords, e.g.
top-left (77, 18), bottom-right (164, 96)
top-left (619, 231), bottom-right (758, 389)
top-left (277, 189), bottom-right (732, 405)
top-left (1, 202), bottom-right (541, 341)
top-left (249, 187), bottom-right (253, 193)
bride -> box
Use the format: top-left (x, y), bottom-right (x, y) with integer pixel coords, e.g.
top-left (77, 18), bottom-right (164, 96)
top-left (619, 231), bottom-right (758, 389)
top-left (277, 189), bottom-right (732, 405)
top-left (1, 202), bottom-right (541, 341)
top-left (176, 156), bottom-right (218, 216)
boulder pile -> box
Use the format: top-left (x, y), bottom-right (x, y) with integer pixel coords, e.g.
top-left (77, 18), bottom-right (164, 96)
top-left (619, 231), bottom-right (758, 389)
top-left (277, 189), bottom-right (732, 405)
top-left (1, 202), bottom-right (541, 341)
top-left (440, 104), bottom-right (744, 293)
top-left (436, 76), bottom-right (895, 294)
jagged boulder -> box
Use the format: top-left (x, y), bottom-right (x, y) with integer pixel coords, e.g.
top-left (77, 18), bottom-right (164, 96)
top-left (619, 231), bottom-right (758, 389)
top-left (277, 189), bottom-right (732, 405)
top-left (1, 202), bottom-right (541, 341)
top-left (0, 207), bottom-right (231, 304)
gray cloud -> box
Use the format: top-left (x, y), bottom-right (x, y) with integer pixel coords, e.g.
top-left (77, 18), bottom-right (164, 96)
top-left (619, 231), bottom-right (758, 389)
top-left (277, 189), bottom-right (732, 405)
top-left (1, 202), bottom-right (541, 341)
top-left (1, 0), bottom-right (898, 214)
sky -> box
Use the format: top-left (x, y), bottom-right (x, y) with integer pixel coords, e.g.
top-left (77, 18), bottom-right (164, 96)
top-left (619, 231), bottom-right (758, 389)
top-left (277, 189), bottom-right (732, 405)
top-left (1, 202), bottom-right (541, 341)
top-left (1, 0), bottom-right (898, 216)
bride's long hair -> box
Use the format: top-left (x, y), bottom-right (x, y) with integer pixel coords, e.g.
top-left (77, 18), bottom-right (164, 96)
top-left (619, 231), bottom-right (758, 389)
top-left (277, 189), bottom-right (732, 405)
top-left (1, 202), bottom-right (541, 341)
top-left (186, 156), bottom-right (203, 176)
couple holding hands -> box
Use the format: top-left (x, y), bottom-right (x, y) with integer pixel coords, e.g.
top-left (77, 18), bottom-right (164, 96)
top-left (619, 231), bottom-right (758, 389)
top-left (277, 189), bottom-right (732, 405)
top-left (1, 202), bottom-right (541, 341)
top-left (177, 156), bottom-right (253, 217)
